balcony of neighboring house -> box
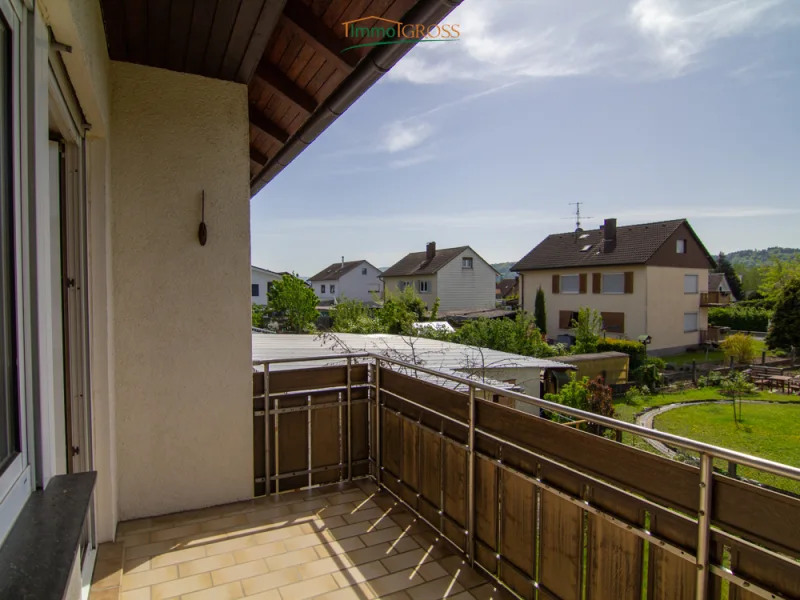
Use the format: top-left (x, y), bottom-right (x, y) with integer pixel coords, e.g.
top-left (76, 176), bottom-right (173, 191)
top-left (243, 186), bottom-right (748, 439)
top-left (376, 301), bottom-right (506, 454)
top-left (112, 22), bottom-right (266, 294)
top-left (88, 354), bottom-right (800, 600)
top-left (700, 326), bottom-right (724, 344)
top-left (700, 291), bottom-right (732, 307)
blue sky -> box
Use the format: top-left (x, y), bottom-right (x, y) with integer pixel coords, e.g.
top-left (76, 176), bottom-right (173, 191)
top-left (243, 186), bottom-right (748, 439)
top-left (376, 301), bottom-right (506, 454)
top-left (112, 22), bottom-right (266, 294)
top-left (251, 0), bottom-right (800, 275)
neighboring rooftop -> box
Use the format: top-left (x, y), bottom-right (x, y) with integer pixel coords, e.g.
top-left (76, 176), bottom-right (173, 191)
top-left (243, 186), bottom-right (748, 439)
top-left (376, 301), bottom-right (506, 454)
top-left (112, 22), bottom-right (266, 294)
top-left (497, 278), bottom-right (517, 297)
top-left (382, 243), bottom-right (470, 278)
top-left (512, 218), bottom-right (713, 271)
top-left (251, 265), bottom-right (283, 276)
top-left (308, 260), bottom-right (372, 282)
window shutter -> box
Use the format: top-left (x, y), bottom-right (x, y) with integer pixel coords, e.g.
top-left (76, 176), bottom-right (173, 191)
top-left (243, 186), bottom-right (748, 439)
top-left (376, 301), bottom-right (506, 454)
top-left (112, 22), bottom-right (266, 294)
top-left (592, 273), bottom-right (601, 294)
top-left (559, 311), bottom-right (571, 329)
top-left (624, 271), bottom-right (634, 294)
top-left (552, 274), bottom-right (560, 294)
top-left (579, 273), bottom-right (587, 294)
top-left (601, 312), bottom-right (625, 334)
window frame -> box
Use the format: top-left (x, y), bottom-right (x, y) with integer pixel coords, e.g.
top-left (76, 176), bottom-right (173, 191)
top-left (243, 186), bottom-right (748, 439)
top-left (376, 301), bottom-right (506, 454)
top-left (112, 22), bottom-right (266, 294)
top-left (320, 284), bottom-right (325, 294)
top-left (676, 239), bottom-right (686, 254)
top-left (361, 267), bottom-right (367, 275)
top-left (684, 312), bottom-right (699, 333)
top-left (251, 283), bottom-right (259, 297)
top-left (418, 280), bottom-right (429, 293)
top-left (684, 274), bottom-right (699, 294)
top-left (560, 274), bottom-right (580, 294)
top-left (330, 284), bottom-right (335, 294)
top-left (462, 257), bottom-right (473, 269)
top-left (601, 273), bottom-right (625, 295)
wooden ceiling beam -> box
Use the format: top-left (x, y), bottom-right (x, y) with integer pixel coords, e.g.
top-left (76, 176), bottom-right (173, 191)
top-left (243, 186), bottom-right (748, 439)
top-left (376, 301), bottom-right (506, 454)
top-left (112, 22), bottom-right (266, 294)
top-left (280, 1), bottom-right (360, 72)
top-left (250, 148), bottom-right (269, 166)
top-left (249, 106), bottom-right (290, 145)
top-left (255, 60), bottom-right (319, 115)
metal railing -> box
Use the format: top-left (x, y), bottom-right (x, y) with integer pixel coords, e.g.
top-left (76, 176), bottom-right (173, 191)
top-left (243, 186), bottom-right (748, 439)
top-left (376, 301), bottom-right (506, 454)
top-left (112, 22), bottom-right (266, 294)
top-left (253, 353), bottom-right (800, 600)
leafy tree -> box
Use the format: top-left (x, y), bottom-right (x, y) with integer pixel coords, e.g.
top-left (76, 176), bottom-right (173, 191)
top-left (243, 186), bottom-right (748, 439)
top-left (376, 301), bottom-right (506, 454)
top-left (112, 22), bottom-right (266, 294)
top-left (720, 333), bottom-right (758, 364)
top-left (534, 286), bottom-right (547, 334)
top-left (708, 306), bottom-right (771, 331)
top-left (252, 304), bottom-right (269, 329)
top-left (452, 313), bottom-right (556, 358)
top-left (570, 307), bottom-right (603, 354)
top-left (585, 376), bottom-right (615, 436)
top-left (714, 252), bottom-right (744, 300)
top-left (376, 287), bottom-right (426, 334)
top-left (544, 374), bottom-right (615, 436)
top-left (332, 298), bottom-right (383, 334)
top-left (430, 297), bottom-right (441, 322)
top-left (631, 356), bottom-right (665, 391)
top-left (758, 258), bottom-right (800, 305)
top-left (721, 370), bottom-right (756, 425)
top-left (766, 277), bottom-right (800, 351)
top-left (267, 274), bottom-right (319, 332)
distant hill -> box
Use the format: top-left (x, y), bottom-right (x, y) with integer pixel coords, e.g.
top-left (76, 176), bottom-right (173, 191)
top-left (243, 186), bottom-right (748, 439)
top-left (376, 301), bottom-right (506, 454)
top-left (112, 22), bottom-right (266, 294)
top-left (727, 247), bottom-right (800, 268)
top-left (492, 262), bottom-right (516, 280)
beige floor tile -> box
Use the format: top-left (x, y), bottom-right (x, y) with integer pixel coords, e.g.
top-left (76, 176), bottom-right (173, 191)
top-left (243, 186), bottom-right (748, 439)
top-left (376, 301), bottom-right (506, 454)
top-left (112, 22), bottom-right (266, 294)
top-left (319, 583), bottom-right (376, 600)
top-left (417, 562), bottom-right (448, 582)
top-left (180, 581), bottom-right (244, 600)
top-left (343, 507), bottom-right (385, 525)
top-left (92, 559), bottom-right (123, 589)
top-left (363, 568), bottom-right (427, 597)
top-left (332, 543), bottom-right (395, 568)
top-left (125, 541), bottom-right (178, 561)
top-left (120, 588), bottom-right (151, 600)
top-left (252, 524), bottom-right (302, 545)
top-left (329, 491), bottom-right (368, 505)
top-left (316, 503), bottom-right (359, 519)
top-left (277, 574), bottom-right (338, 600)
top-left (406, 575), bottom-right (465, 600)
top-left (151, 524), bottom-right (203, 544)
top-left (98, 542), bottom-right (125, 563)
top-left (436, 557), bottom-right (487, 589)
top-left (233, 540), bottom-right (286, 564)
top-left (380, 549), bottom-right (435, 574)
top-left (122, 533), bottom-right (152, 548)
top-left (89, 588), bottom-right (120, 600)
top-left (178, 554), bottom-right (236, 578)
top-left (241, 567), bottom-right (302, 596)
top-left (150, 546), bottom-right (206, 569)
top-left (121, 566), bottom-right (178, 591)
top-left (117, 518), bottom-right (153, 537)
top-left (311, 515), bottom-right (347, 531)
top-left (448, 593), bottom-right (477, 600)
top-left (242, 590), bottom-right (281, 600)
top-left (204, 534), bottom-right (258, 557)
top-left (283, 531), bottom-right (329, 552)
top-left (379, 592), bottom-right (412, 600)
top-left (359, 526), bottom-right (404, 547)
top-left (296, 557), bottom-right (345, 580)
top-left (151, 573), bottom-right (211, 600)
top-left (124, 558), bottom-right (152, 575)
top-left (410, 534), bottom-right (454, 559)
top-left (322, 521), bottom-right (373, 542)
top-left (199, 514), bottom-right (249, 534)
top-left (245, 505), bottom-right (292, 525)
top-left (265, 547), bottom-right (318, 571)
top-left (312, 536), bottom-right (366, 560)
top-left (287, 498), bottom-right (330, 514)
top-left (210, 559), bottom-right (269, 586)
top-left (468, 583), bottom-right (515, 600)
top-left (331, 560), bottom-right (390, 587)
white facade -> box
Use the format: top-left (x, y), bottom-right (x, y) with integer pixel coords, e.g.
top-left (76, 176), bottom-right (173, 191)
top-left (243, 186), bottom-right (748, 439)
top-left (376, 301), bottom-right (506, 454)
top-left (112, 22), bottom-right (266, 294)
top-left (251, 266), bottom-right (282, 305)
top-left (311, 261), bottom-right (382, 303)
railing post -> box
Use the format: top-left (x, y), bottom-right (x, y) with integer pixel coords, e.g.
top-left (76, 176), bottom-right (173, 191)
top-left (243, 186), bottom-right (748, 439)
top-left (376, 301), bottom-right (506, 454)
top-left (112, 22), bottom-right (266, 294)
top-left (695, 453), bottom-right (713, 600)
top-left (347, 357), bottom-right (352, 482)
top-left (274, 396), bottom-right (280, 495)
top-left (467, 385), bottom-right (476, 567)
top-left (264, 366), bottom-right (271, 496)
top-left (375, 358), bottom-right (382, 486)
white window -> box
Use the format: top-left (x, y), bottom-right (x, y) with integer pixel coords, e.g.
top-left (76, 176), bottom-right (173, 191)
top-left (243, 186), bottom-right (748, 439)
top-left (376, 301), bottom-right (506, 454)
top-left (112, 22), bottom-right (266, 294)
top-left (330, 285), bottom-right (335, 294)
top-left (561, 274), bottom-right (580, 294)
top-left (361, 268), bottom-right (367, 275)
top-left (320, 284), bottom-right (325, 293)
top-left (676, 239), bottom-right (686, 254)
top-left (602, 273), bottom-right (625, 294)
top-left (684, 312), bottom-right (699, 332)
top-left (684, 274), bottom-right (698, 294)
top-left (418, 281), bottom-right (429, 293)
top-left (462, 257), bottom-right (473, 269)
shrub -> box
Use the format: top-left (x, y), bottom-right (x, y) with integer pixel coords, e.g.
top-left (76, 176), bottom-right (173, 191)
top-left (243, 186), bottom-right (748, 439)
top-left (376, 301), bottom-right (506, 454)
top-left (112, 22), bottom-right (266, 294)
top-left (622, 385), bottom-right (650, 405)
top-left (708, 306), bottom-right (771, 331)
top-left (632, 356), bottom-right (665, 391)
top-left (720, 333), bottom-right (758, 364)
top-left (571, 307), bottom-right (602, 354)
top-left (766, 277), bottom-right (800, 351)
top-left (597, 338), bottom-right (647, 369)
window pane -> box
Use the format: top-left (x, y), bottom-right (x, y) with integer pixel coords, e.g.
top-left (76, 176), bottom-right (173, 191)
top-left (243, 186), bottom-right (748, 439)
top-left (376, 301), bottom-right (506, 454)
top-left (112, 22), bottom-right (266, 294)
top-left (561, 274), bottom-right (579, 293)
top-left (251, 284), bottom-right (259, 297)
top-left (684, 274), bottom-right (698, 293)
top-left (684, 312), bottom-right (698, 332)
top-left (677, 239), bottom-right (686, 254)
top-left (602, 273), bottom-right (624, 294)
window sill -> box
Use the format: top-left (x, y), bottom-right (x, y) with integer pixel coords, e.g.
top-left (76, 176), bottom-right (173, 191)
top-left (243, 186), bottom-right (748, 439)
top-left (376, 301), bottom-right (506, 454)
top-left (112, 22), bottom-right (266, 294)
top-left (0, 472), bottom-right (96, 600)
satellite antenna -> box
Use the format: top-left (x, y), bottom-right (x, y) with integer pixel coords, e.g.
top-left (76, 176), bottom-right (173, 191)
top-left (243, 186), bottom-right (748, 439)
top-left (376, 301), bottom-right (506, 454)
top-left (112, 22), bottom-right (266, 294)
top-left (564, 202), bottom-right (594, 231)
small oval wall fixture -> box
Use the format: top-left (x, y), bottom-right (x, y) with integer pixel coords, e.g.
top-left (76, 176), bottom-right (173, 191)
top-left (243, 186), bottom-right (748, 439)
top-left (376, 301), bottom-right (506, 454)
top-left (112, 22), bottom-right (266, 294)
top-left (198, 190), bottom-right (208, 246)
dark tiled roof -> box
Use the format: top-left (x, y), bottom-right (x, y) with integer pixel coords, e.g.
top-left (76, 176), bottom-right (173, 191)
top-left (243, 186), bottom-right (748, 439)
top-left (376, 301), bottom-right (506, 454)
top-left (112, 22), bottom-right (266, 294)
top-left (497, 278), bottom-right (517, 297)
top-left (308, 261), bottom-right (365, 281)
top-left (512, 219), bottom-right (687, 271)
top-left (382, 246), bottom-right (469, 277)
top-left (709, 273), bottom-right (724, 290)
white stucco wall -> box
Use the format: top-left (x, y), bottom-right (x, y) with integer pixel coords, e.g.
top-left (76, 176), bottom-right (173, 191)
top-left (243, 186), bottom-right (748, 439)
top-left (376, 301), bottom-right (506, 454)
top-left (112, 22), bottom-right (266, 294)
top-left (110, 62), bottom-right (252, 520)
top-left (435, 249), bottom-right (497, 311)
top-left (646, 266), bottom-right (709, 354)
top-left (338, 262), bottom-right (383, 303)
top-left (251, 268), bottom-right (281, 305)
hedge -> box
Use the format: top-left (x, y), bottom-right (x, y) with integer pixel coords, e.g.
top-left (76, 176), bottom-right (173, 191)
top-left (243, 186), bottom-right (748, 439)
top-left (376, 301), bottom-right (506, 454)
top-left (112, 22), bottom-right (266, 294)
top-left (708, 306), bottom-right (771, 331)
top-left (597, 338), bottom-right (647, 369)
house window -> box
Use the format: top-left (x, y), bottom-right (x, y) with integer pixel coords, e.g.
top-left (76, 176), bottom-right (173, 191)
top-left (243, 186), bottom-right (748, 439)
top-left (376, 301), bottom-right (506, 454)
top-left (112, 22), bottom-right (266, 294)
top-left (330, 285), bottom-right (335, 294)
top-left (462, 257), bottom-right (473, 269)
top-left (684, 312), bottom-right (699, 332)
top-left (251, 284), bottom-right (259, 297)
top-left (418, 281), bottom-right (429, 293)
top-left (559, 310), bottom-right (580, 329)
top-left (601, 312), bottom-right (625, 334)
top-left (267, 281), bottom-right (273, 293)
top-left (676, 239), bottom-right (686, 254)
top-left (602, 273), bottom-right (625, 294)
top-left (399, 281), bottom-right (411, 291)
top-left (684, 274), bottom-right (698, 294)
top-left (561, 274), bottom-right (580, 294)
top-left (362, 267), bottom-right (367, 275)
top-left (321, 284), bottom-right (326, 293)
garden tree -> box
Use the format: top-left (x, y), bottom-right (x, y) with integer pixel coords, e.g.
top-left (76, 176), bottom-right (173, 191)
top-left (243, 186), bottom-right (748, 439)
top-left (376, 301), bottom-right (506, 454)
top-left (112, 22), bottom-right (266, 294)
top-left (252, 304), bottom-right (269, 329)
top-left (571, 307), bottom-right (603, 354)
top-left (721, 370), bottom-right (756, 425)
top-left (267, 274), bottom-right (319, 333)
top-left (766, 277), bottom-right (800, 351)
top-left (452, 313), bottom-right (557, 358)
top-left (430, 297), bottom-right (441, 322)
top-left (714, 252), bottom-right (744, 300)
top-left (331, 298), bottom-right (381, 334)
top-left (758, 257), bottom-right (800, 305)
top-left (534, 286), bottom-right (547, 334)
top-left (585, 376), bottom-right (615, 436)
top-left (720, 333), bottom-right (758, 364)
top-left (543, 374), bottom-right (615, 436)
top-left (632, 356), bottom-right (665, 391)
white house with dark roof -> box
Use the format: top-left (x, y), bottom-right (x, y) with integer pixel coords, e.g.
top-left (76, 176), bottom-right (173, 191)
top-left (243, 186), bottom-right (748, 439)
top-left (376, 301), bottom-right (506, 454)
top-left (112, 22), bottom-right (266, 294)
top-left (251, 266), bottom-right (283, 305)
top-left (308, 259), bottom-right (383, 303)
top-left (382, 243), bottom-right (498, 311)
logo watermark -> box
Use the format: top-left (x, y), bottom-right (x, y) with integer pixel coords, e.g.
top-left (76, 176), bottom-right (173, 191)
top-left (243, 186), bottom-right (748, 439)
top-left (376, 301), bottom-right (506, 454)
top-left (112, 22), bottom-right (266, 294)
top-left (342, 16), bottom-right (461, 52)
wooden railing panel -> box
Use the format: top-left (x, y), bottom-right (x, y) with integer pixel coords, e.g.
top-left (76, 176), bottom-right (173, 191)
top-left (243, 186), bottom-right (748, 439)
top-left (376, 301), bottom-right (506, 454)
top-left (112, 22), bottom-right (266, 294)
top-left (418, 428), bottom-right (441, 510)
top-left (539, 491), bottom-right (583, 600)
top-left (267, 364), bottom-right (368, 394)
top-left (311, 400), bottom-right (340, 486)
top-left (648, 508), bottom-right (697, 600)
top-left (381, 369), bottom-right (469, 421)
top-left (475, 455), bottom-right (499, 574)
top-left (276, 410), bottom-right (308, 491)
top-left (729, 541), bottom-right (800, 600)
top-left (443, 442), bottom-right (468, 549)
top-left (499, 470), bottom-right (536, 599)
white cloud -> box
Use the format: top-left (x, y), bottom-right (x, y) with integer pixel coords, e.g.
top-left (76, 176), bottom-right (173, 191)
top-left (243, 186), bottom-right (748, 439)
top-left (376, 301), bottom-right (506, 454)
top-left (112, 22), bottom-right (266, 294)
top-left (381, 120), bottom-right (433, 153)
top-left (386, 0), bottom-right (800, 84)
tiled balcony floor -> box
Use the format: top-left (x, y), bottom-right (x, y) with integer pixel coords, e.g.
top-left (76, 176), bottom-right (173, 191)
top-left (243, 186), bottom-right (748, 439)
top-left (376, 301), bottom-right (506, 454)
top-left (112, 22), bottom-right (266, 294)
top-left (90, 480), bottom-right (512, 600)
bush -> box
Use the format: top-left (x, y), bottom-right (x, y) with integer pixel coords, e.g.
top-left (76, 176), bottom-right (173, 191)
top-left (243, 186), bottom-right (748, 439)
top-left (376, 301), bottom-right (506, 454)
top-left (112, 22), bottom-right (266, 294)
top-left (766, 277), bottom-right (800, 351)
top-left (708, 306), bottom-right (771, 331)
top-left (632, 356), bottom-right (665, 391)
top-left (720, 333), bottom-right (758, 364)
top-left (621, 385), bottom-right (650, 405)
top-left (597, 338), bottom-right (647, 369)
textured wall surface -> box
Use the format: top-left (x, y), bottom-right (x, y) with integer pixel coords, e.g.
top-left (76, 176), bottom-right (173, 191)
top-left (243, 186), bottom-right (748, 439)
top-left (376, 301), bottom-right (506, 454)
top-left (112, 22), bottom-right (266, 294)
top-left (110, 62), bottom-right (251, 519)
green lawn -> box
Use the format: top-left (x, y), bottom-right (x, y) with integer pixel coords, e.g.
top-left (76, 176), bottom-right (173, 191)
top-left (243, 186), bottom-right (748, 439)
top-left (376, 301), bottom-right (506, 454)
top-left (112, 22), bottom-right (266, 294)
top-left (662, 339), bottom-right (775, 366)
top-left (655, 403), bottom-right (800, 495)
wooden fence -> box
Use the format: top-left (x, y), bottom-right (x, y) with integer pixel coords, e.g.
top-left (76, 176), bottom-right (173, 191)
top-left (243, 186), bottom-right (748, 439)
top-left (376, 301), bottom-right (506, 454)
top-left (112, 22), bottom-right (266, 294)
top-left (252, 357), bottom-right (800, 600)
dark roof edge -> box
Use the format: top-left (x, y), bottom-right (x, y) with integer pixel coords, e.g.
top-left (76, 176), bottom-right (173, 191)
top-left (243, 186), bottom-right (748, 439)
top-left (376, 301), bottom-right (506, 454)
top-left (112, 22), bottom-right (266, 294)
top-left (673, 220), bottom-right (716, 269)
top-left (250, 0), bottom-right (464, 197)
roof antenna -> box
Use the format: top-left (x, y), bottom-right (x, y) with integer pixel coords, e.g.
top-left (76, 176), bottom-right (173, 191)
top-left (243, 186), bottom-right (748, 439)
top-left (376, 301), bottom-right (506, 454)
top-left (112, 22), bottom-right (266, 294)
top-left (566, 202), bottom-right (593, 232)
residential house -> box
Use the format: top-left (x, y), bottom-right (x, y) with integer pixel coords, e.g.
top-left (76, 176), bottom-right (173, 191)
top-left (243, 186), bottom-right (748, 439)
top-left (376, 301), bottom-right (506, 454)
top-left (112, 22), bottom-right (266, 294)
top-left (497, 277), bottom-right (519, 306)
top-left (308, 259), bottom-right (383, 303)
top-left (382, 243), bottom-right (498, 311)
top-left (512, 219), bottom-right (717, 354)
top-left (709, 272), bottom-right (736, 303)
top-left (251, 266), bottom-right (283, 305)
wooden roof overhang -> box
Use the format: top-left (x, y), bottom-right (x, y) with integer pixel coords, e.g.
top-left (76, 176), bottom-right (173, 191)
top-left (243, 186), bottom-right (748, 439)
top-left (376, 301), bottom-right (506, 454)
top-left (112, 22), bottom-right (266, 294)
top-left (99, 0), bottom-right (462, 198)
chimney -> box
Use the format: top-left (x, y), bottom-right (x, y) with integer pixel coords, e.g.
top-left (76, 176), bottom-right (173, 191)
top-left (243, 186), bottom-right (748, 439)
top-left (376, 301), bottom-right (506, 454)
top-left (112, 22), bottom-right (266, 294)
top-left (603, 218), bottom-right (617, 253)
top-left (426, 242), bottom-right (436, 261)
top-left (341, 256), bottom-right (344, 268)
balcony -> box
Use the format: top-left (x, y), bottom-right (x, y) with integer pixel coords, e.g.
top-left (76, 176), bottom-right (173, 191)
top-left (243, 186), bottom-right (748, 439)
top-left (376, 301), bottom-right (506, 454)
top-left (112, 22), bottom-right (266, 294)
top-left (94, 353), bottom-right (800, 600)
top-left (700, 291), bottom-right (732, 307)
top-left (700, 326), bottom-right (723, 344)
